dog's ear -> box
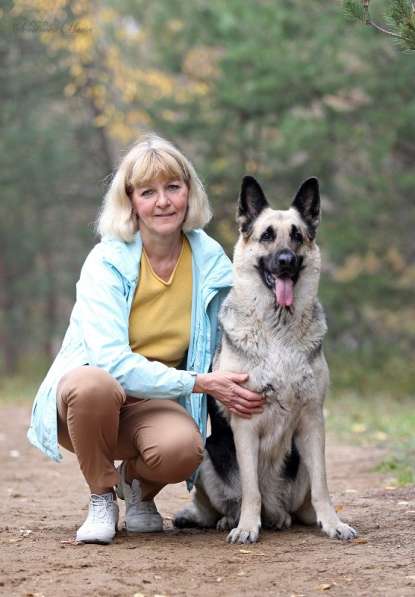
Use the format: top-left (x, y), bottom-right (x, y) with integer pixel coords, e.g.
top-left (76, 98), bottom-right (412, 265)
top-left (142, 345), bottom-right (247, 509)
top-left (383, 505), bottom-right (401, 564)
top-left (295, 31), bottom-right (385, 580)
top-left (237, 176), bottom-right (269, 237)
top-left (292, 177), bottom-right (320, 240)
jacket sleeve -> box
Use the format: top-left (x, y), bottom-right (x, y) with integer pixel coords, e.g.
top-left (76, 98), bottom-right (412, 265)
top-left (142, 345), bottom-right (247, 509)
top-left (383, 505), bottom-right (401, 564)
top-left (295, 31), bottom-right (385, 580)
top-left (208, 286), bottom-right (231, 357)
top-left (75, 250), bottom-right (196, 400)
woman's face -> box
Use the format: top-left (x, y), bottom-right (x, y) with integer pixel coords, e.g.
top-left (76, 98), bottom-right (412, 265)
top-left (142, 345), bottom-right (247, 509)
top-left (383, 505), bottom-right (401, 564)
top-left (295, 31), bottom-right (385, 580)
top-left (131, 177), bottom-right (189, 238)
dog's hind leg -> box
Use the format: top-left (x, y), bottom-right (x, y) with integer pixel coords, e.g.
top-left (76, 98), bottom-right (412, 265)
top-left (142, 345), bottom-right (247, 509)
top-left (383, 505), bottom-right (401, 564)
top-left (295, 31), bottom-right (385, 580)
top-left (293, 491), bottom-right (317, 526)
top-left (174, 482), bottom-right (219, 529)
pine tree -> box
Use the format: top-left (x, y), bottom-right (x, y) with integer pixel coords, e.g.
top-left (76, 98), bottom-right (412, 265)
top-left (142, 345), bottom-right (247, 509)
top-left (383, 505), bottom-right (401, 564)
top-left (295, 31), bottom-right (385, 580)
top-left (344, 0), bottom-right (415, 51)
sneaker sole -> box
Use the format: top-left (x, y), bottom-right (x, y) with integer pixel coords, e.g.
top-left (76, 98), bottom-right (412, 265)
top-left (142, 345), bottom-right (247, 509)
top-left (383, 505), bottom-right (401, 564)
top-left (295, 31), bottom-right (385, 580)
top-left (125, 519), bottom-right (163, 534)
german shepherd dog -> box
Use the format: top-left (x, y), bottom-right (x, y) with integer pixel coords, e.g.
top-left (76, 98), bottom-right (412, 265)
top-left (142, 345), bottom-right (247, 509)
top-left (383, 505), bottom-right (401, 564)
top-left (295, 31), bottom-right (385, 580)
top-left (174, 176), bottom-right (357, 544)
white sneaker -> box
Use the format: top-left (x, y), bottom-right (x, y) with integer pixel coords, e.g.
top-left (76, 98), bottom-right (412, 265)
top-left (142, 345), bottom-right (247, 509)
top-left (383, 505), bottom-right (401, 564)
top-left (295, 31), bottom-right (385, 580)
top-left (116, 462), bottom-right (163, 533)
top-left (76, 492), bottom-right (119, 544)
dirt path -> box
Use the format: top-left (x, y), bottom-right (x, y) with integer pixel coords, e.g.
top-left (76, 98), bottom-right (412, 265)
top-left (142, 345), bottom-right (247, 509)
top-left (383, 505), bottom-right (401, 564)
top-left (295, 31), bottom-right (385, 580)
top-left (1, 404), bottom-right (414, 597)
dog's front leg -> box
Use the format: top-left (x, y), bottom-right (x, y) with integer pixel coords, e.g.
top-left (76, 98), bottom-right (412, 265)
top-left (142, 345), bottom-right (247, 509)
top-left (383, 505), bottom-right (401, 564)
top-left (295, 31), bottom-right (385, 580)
top-left (296, 405), bottom-right (357, 540)
top-left (227, 420), bottom-right (261, 544)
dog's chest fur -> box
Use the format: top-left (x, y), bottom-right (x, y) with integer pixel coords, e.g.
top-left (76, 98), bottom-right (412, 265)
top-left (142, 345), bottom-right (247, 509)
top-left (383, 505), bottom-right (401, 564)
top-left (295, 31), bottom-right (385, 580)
top-left (214, 291), bottom-right (327, 461)
top-left (218, 294), bottom-right (325, 400)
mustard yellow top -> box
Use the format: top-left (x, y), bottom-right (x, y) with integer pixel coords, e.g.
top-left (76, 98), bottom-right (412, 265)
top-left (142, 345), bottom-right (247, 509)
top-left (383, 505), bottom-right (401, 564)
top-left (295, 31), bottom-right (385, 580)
top-left (128, 235), bottom-right (192, 368)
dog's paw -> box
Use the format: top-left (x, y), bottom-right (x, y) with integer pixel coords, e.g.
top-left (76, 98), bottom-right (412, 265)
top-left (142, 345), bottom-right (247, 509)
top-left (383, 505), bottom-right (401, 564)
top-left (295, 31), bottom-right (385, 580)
top-left (173, 515), bottom-right (197, 528)
top-left (227, 524), bottom-right (260, 544)
top-left (321, 520), bottom-right (357, 541)
top-left (173, 508), bottom-right (200, 529)
top-left (269, 512), bottom-right (292, 530)
top-left (216, 516), bottom-right (234, 532)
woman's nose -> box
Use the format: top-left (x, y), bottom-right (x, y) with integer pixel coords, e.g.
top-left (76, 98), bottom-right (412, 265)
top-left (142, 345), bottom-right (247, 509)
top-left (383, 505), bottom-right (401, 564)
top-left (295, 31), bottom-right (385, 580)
top-left (156, 190), bottom-right (170, 206)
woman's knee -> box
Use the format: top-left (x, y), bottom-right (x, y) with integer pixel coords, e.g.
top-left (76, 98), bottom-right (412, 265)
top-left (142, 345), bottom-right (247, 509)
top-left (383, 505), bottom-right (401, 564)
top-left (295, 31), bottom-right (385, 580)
top-left (57, 366), bottom-right (126, 414)
top-left (142, 429), bottom-right (204, 482)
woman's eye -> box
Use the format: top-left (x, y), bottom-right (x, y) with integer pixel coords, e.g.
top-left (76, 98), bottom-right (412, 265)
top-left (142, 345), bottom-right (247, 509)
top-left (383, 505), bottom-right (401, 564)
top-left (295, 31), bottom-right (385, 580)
top-left (141, 189), bottom-right (154, 197)
top-left (167, 183), bottom-right (180, 191)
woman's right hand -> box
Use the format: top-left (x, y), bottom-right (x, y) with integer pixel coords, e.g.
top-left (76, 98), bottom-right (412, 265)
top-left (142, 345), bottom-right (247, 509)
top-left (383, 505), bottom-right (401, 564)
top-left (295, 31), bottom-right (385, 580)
top-left (192, 371), bottom-right (266, 418)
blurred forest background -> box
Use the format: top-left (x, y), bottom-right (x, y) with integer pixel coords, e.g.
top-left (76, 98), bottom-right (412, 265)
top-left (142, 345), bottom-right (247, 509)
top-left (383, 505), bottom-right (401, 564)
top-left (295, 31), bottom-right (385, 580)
top-left (0, 0), bottom-right (414, 418)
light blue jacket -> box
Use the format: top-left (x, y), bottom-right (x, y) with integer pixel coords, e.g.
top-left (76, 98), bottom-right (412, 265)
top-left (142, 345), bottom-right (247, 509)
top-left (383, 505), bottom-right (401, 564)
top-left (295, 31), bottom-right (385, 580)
top-left (27, 229), bottom-right (233, 489)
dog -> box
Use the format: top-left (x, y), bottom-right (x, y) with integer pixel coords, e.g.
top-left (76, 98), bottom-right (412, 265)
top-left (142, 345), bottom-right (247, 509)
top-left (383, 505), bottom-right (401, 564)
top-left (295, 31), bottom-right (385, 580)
top-left (174, 176), bottom-right (357, 544)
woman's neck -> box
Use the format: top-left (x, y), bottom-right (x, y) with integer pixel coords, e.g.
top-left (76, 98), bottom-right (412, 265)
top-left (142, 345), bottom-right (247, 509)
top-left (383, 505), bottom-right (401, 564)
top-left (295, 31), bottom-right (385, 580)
top-left (140, 228), bottom-right (184, 271)
top-left (141, 230), bottom-right (183, 282)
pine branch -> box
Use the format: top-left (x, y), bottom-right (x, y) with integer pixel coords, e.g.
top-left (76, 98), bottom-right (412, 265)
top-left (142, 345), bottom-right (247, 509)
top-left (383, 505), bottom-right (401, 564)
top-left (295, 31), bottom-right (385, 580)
top-left (344, 0), bottom-right (415, 50)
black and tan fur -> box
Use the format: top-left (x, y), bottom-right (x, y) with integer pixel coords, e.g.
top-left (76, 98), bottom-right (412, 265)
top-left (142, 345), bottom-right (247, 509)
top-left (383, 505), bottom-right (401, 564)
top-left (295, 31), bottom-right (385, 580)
top-left (174, 176), bottom-right (357, 544)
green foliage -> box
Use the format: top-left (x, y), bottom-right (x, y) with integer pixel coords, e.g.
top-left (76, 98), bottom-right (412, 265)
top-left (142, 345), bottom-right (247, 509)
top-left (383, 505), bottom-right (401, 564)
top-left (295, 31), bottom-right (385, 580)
top-left (344, 0), bottom-right (415, 51)
top-left (388, 0), bottom-right (413, 24)
top-left (326, 393), bottom-right (415, 486)
top-left (376, 455), bottom-right (415, 485)
top-left (0, 375), bottom-right (39, 404)
top-left (344, 0), bottom-right (366, 22)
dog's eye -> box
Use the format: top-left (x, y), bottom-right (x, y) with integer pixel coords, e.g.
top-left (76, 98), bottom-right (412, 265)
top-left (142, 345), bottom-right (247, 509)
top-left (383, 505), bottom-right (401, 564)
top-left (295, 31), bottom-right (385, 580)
top-left (260, 226), bottom-right (275, 243)
top-left (290, 225), bottom-right (303, 244)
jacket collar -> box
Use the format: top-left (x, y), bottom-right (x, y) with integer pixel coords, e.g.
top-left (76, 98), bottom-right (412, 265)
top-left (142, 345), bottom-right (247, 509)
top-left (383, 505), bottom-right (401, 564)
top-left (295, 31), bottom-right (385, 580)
top-left (101, 229), bottom-right (233, 292)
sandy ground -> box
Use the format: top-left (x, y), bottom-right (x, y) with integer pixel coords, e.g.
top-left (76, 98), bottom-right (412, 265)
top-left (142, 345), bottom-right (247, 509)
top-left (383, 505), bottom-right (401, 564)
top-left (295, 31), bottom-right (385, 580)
top-left (1, 404), bottom-right (415, 597)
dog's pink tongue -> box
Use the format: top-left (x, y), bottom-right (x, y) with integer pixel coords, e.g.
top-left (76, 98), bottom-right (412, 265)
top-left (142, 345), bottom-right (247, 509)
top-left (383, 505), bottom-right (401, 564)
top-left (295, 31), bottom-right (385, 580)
top-left (275, 278), bottom-right (294, 307)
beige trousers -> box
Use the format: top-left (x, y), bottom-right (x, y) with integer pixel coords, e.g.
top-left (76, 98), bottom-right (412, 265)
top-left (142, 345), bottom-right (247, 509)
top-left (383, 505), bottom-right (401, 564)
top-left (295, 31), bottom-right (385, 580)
top-left (56, 366), bottom-right (204, 499)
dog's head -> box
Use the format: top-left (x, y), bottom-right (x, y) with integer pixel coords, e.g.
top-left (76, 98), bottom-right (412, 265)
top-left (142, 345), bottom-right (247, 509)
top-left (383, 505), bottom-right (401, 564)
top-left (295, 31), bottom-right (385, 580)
top-left (234, 175), bottom-right (321, 310)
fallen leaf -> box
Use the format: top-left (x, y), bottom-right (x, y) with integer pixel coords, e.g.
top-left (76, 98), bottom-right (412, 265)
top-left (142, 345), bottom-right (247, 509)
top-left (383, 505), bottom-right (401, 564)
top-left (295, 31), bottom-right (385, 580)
top-left (238, 549), bottom-right (266, 556)
top-left (351, 538), bottom-right (368, 544)
top-left (319, 583), bottom-right (332, 591)
top-left (335, 505), bottom-right (344, 513)
top-left (60, 539), bottom-right (83, 546)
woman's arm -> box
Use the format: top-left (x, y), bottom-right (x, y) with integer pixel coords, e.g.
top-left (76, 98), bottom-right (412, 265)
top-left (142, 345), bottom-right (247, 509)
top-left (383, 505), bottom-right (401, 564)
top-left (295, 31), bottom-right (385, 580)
top-left (75, 250), bottom-right (195, 400)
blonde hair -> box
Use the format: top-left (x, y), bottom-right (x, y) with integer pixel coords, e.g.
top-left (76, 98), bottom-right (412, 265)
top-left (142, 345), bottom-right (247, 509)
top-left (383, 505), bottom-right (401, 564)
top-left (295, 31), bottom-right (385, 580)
top-left (96, 133), bottom-right (212, 242)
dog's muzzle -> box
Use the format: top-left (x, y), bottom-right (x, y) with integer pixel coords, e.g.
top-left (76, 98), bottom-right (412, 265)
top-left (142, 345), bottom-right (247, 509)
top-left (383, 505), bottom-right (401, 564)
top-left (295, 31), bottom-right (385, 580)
top-left (257, 250), bottom-right (303, 309)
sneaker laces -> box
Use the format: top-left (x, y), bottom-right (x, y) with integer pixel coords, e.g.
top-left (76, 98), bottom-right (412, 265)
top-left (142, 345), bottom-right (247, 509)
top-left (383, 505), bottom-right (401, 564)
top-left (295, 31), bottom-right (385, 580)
top-left (90, 494), bottom-right (114, 523)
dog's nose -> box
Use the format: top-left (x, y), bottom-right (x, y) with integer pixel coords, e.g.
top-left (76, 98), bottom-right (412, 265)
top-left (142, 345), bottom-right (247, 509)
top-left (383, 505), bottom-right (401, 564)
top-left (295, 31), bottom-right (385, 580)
top-left (275, 250), bottom-right (296, 270)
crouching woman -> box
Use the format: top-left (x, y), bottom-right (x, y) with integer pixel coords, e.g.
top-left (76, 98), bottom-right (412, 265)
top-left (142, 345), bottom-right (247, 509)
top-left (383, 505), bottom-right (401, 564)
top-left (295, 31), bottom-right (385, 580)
top-left (27, 134), bottom-right (265, 544)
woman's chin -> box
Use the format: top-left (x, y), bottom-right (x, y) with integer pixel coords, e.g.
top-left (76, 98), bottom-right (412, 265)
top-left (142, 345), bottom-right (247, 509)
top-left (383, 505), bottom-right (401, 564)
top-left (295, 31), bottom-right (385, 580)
top-left (152, 222), bottom-right (183, 236)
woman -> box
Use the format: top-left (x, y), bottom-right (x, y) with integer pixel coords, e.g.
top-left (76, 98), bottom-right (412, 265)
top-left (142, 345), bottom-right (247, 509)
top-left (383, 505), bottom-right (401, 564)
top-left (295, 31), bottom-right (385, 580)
top-left (27, 134), bottom-right (265, 544)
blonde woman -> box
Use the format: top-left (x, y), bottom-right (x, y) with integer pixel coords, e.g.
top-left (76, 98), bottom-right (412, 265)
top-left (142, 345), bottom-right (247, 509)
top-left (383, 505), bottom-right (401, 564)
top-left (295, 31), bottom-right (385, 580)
top-left (27, 134), bottom-right (265, 544)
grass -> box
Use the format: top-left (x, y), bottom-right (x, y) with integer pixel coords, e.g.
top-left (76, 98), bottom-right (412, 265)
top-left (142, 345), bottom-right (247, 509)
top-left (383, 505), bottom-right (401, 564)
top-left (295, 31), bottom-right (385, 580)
top-left (326, 392), bottom-right (415, 486)
top-left (0, 375), bottom-right (39, 404)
